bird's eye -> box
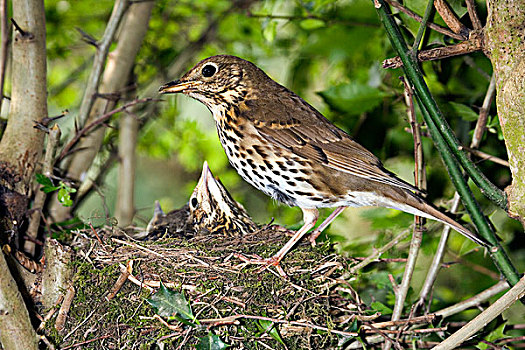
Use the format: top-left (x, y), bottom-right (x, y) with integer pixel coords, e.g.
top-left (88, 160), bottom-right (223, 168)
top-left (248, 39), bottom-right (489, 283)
top-left (201, 64), bottom-right (217, 78)
top-left (190, 197), bottom-right (199, 209)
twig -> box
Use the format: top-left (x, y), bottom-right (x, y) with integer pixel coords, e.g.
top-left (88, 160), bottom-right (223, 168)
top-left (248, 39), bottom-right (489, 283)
top-left (10, 18), bottom-right (31, 38)
top-left (412, 0), bottom-right (435, 55)
top-left (435, 280), bottom-right (509, 318)
top-left (345, 229), bottom-right (411, 276)
top-left (434, 274), bottom-right (525, 349)
top-left (200, 314), bottom-right (359, 337)
top-left (384, 0), bottom-right (464, 40)
top-left (106, 260), bottom-right (133, 300)
top-left (383, 34), bottom-right (483, 69)
top-left (55, 285), bottom-right (76, 334)
top-left (61, 335), bottom-right (112, 350)
top-left (76, 0), bottom-right (129, 128)
top-left (433, 0), bottom-right (469, 36)
top-left (466, 1), bottom-right (482, 31)
top-left (26, 125), bottom-right (61, 255)
top-left (460, 147), bottom-right (509, 167)
top-left (386, 79), bottom-right (426, 350)
top-left (472, 76), bottom-right (496, 147)
top-left (0, 0), bottom-right (8, 113)
top-left (58, 97), bottom-right (154, 161)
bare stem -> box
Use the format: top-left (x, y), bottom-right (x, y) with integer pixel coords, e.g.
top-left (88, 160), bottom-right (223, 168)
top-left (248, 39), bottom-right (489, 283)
top-left (434, 274), bottom-right (525, 349)
top-left (26, 125), bottom-right (61, 254)
top-left (76, 0), bottom-right (129, 128)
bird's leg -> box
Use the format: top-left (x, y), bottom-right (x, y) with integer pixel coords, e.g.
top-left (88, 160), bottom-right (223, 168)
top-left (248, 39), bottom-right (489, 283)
top-left (235, 208), bottom-right (319, 277)
top-left (309, 206), bottom-right (347, 246)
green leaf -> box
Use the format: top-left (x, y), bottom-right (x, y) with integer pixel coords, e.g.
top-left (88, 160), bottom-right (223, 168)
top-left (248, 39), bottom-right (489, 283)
top-left (318, 82), bottom-right (388, 116)
top-left (262, 20), bottom-right (277, 42)
top-left (299, 18), bottom-right (325, 30)
top-left (146, 281), bottom-right (196, 323)
top-left (258, 319), bottom-right (284, 345)
top-left (448, 102), bottom-right (479, 121)
top-left (35, 173), bottom-right (53, 187)
top-left (370, 301), bottom-right (393, 315)
top-left (57, 187), bottom-right (73, 207)
top-left (476, 324), bottom-right (507, 350)
top-left (196, 332), bottom-right (229, 350)
top-left (41, 185), bottom-right (61, 193)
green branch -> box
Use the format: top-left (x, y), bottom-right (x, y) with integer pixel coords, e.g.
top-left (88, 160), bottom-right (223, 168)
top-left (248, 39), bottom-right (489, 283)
top-left (373, 0), bottom-right (520, 286)
top-left (375, 0), bottom-right (507, 210)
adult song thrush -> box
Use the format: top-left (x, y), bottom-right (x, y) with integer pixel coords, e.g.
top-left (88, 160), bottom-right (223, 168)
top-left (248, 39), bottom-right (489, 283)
top-left (160, 55), bottom-right (486, 276)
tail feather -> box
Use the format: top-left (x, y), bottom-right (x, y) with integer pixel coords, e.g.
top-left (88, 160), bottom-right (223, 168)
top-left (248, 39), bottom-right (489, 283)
top-left (385, 194), bottom-right (489, 248)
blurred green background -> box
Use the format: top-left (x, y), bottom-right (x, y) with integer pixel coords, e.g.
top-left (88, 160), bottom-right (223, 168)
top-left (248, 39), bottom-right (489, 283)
top-left (37, 0), bottom-right (523, 320)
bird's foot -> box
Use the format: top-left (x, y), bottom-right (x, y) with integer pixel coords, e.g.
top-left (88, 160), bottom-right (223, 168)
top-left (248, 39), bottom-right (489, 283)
top-left (234, 253), bottom-right (287, 277)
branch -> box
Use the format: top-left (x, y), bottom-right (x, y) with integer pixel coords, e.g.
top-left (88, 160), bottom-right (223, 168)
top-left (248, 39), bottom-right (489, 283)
top-left (435, 280), bottom-right (509, 319)
top-left (374, 0), bottom-right (520, 288)
top-left (433, 0), bottom-right (469, 36)
top-left (26, 125), bottom-right (61, 254)
top-left (385, 0), bottom-right (464, 40)
top-left (0, 0), bottom-right (8, 113)
top-left (383, 32), bottom-right (483, 69)
top-left (386, 78), bottom-right (426, 349)
top-left (434, 274), bottom-right (525, 349)
top-left (57, 98), bottom-right (154, 162)
top-left (76, 0), bottom-right (129, 128)
top-left (465, 0), bottom-right (482, 30)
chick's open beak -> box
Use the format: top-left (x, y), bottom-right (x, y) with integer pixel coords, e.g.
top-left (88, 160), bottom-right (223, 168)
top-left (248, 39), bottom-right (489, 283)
top-left (159, 80), bottom-right (199, 94)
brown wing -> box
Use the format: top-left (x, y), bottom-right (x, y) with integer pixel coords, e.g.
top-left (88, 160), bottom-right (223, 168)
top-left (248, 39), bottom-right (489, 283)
top-left (241, 91), bottom-right (419, 193)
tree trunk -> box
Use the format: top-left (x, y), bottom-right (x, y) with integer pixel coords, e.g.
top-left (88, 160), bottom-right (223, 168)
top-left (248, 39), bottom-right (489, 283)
top-left (0, 0), bottom-right (47, 232)
top-left (484, 0), bottom-right (525, 227)
top-left (0, 252), bottom-right (39, 350)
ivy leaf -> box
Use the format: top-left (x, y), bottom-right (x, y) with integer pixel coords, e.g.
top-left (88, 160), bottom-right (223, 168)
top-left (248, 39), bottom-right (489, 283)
top-left (318, 83), bottom-right (388, 116)
top-left (196, 332), bottom-right (229, 350)
top-left (146, 281), bottom-right (196, 325)
top-left (258, 319), bottom-right (284, 345)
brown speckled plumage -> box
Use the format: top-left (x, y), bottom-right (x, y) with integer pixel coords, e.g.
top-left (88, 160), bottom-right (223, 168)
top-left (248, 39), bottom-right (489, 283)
top-left (160, 55), bottom-right (486, 276)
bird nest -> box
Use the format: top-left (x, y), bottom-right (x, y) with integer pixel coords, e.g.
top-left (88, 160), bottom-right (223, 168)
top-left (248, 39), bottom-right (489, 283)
top-left (42, 223), bottom-right (448, 350)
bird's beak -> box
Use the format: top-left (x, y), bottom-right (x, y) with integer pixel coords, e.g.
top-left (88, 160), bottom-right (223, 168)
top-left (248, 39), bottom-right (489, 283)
top-left (159, 80), bottom-right (200, 94)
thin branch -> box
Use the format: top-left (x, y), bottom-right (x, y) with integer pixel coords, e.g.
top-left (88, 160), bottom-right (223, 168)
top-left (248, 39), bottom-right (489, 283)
top-left (461, 146), bottom-right (509, 167)
top-left (435, 281), bottom-right (509, 319)
top-left (385, 0), bottom-right (464, 40)
top-left (434, 274), bottom-right (525, 349)
top-left (76, 0), bottom-right (129, 128)
top-left (433, 0), bottom-right (469, 36)
top-left (412, 0), bottom-right (435, 55)
top-left (383, 33), bottom-right (483, 69)
top-left (472, 76), bottom-right (496, 148)
top-left (0, 0), bottom-right (8, 114)
top-left (345, 229), bottom-right (411, 275)
top-left (26, 125), bottom-right (61, 255)
top-left (465, 0), bottom-right (482, 30)
top-left (57, 97), bottom-right (155, 161)
top-left (387, 79), bottom-right (426, 344)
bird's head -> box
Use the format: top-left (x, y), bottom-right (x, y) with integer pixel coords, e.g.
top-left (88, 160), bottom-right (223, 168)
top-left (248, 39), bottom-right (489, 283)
top-left (159, 55), bottom-right (266, 108)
